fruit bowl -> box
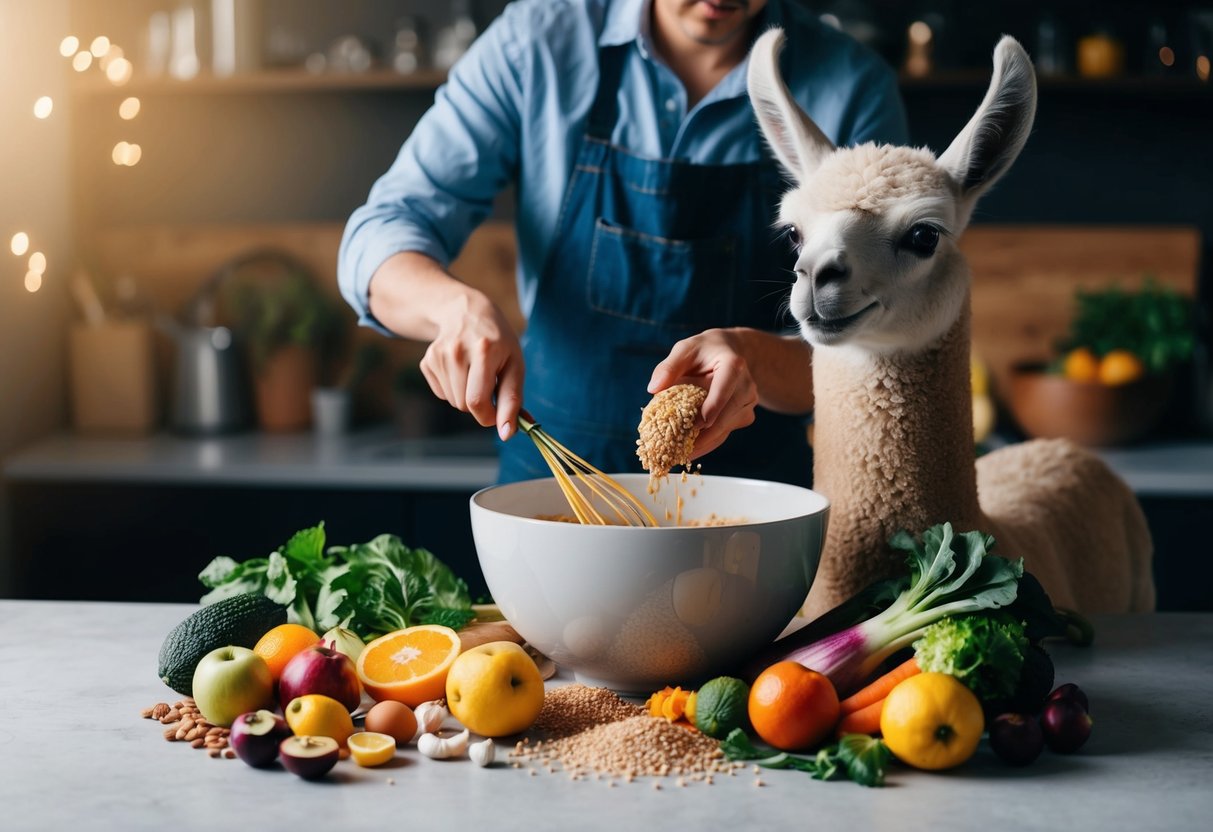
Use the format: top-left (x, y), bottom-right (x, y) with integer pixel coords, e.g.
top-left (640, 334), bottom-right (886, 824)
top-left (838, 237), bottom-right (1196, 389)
top-left (469, 474), bottom-right (829, 692)
top-left (1006, 363), bottom-right (1173, 447)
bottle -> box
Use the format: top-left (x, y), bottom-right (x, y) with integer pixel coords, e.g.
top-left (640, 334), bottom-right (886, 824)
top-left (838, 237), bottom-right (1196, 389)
top-left (211, 0), bottom-right (262, 76)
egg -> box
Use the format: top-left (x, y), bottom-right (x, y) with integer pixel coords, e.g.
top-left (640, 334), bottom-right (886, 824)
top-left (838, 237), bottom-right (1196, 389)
top-left (364, 700), bottom-right (418, 745)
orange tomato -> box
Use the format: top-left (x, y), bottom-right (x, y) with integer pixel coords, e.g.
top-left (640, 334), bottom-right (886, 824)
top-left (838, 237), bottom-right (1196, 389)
top-left (748, 661), bottom-right (840, 751)
top-left (1062, 347), bottom-right (1099, 383)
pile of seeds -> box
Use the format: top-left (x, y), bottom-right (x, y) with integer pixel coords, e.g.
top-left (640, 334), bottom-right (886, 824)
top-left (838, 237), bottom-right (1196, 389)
top-left (636, 384), bottom-right (707, 488)
top-left (142, 698), bottom-right (234, 759)
top-left (509, 684), bottom-right (743, 784)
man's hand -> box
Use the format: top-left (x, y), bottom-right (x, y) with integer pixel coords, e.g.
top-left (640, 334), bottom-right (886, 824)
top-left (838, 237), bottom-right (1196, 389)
top-left (420, 289), bottom-right (523, 440)
top-left (647, 329), bottom-right (759, 459)
top-left (369, 252), bottom-right (524, 441)
top-left (648, 328), bottom-right (814, 459)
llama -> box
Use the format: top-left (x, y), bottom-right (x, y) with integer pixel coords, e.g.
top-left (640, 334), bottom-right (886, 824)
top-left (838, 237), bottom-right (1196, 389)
top-left (747, 30), bottom-right (1155, 616)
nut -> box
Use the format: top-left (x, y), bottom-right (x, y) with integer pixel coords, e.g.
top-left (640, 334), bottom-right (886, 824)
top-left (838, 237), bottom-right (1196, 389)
top-left (163, 728), bottom-right (178, 741)
top-left (191, 738), bottom-right (206, 749)
top-left (208, 748), bottom-right (221, 758)
top-left (151, 703), bottom-right (171, 719)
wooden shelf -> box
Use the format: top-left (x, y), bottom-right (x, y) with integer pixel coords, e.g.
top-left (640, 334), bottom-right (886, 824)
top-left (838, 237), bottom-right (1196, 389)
top-left (72, 68), bottom-right (448, 96)
top-left (900, 71), bottom-right (1212, 96)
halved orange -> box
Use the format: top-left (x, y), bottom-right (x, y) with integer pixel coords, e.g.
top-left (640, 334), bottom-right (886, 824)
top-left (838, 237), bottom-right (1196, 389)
top-left (356, 624), bottom-right (462, 707)
top-left (254, 623), bottom-right (320, 681)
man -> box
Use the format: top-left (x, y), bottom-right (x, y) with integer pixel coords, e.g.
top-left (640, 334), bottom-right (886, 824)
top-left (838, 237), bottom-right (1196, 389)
top-left (339, 0), bottom-right (908, 484)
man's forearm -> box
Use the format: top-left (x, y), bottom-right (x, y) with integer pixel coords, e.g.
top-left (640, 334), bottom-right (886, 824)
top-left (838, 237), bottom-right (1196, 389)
top-left (367, 251), bottom-right (482, 341)
top-left (732, 328), bottom-right (814, 414)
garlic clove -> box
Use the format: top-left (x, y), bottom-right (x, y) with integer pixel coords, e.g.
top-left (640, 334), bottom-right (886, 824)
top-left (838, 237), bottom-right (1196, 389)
top-left (469, 738), bottom-right (496, 767)
top-left (417, 728), bottom-right (469, 760)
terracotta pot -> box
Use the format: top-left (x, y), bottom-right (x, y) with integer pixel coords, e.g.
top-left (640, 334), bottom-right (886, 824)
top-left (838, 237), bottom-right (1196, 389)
top-left (1007, 364), bottom-right (1173, 447)
top-left (253, 345), bottom-right (318, 432)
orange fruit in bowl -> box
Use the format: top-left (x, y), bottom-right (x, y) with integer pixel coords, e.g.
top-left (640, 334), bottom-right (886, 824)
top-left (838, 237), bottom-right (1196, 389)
top-left (356, 624), bottom-right (462, 707)
top-left (747, 660), bottom-right (840, 751)
top-left (880, 672), bottom-right (984, 770)
top-left (1097, 349), bottom-right (1146, 386)
top-left (254, 623), bottom-right (320, 681)
top-left (1062, 347), bottom-right (1100, 382)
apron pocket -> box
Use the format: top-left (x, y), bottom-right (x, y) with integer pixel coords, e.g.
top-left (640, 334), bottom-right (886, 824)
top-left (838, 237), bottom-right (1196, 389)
top-left (586, 218), bottom-right (736, 330)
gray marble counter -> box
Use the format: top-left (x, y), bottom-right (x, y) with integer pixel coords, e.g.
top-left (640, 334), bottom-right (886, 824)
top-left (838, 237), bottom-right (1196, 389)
top-left (0, 601), bottom-right (1210, 831)
top-left (4, 429), bottom-right (1213, 497)
top-left (1, 427), bottom-right (499, 491)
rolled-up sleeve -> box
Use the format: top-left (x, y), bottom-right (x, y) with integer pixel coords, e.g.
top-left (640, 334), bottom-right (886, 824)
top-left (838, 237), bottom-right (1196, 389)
top-left (338, 10), bottom-right (525, 333)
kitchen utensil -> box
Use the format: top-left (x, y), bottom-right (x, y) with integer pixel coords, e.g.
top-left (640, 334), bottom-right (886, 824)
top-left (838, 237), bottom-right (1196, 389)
top-left (158, 315), bottom-right (250, 434)
top-left (469, 474), bottom-right (829, 690)
top-left (517, 410), bottom-right (658, 527)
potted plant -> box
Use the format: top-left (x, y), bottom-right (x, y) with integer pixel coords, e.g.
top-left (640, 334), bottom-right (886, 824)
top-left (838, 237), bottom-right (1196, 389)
top-left (1007, 280), bottom-right (1196, 446)
top-left (220, 250), bottom-right (341, 432)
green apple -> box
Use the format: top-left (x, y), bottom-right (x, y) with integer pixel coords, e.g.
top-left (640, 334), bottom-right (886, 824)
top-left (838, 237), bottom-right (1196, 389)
top-left (192, 646), bottom-right (274, 727)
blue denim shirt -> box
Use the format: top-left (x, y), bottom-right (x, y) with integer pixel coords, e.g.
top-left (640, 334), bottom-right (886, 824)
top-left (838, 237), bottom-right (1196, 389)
top-left (338, 0), bottom-right (909, 333)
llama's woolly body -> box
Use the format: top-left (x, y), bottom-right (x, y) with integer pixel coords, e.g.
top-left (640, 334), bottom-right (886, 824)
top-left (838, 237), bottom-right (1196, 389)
top-left (748, 29), bottom-right (1154, 618)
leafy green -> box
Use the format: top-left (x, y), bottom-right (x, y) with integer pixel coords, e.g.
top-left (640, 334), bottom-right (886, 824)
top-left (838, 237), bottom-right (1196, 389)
top-left (198, 523), bottom-right (473, 641)
top-left (914, 613), bottom-right (1028, 702)
top-left (1058, 279), bottom-right (1195, 374)
top-left (719, 729), bottom-right (890, 787)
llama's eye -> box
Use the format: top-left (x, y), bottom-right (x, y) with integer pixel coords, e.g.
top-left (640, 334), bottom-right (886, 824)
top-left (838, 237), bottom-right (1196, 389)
top-left (900, 224), bottom-right (940, 257)
top-left (785, 225), bottom-right (801, 249)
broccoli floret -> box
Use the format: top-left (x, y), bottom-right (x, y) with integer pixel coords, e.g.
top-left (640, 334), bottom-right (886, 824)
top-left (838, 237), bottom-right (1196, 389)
top-left (913, 613), bottom-right (1028, 703)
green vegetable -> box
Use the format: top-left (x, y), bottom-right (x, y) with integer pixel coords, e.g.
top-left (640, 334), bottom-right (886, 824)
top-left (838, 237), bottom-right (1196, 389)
top-left (913, 613), bottom-right (1028, 703)
top-left (157, 593), bottom-right (287, 695)
top-left (765, 523), bottom-right (1023, 696)
top-left (1058, 280), bottom-right (1195, 374)
top-left (720, 728), bottom-right (890, 787)
top-left (693, 676), bottom-right (750, 739)
top-left (198, 523), bottom-right (473, 641)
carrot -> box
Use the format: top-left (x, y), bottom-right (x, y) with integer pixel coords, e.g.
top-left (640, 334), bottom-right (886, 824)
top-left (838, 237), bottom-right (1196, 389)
top-left (839, 656), bottom-right (920, 714)
top-left (835, 697), bottom-right (885, 737)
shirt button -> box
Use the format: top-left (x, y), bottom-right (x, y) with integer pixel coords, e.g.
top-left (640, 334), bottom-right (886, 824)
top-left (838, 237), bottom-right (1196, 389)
top-left (665, 98), bottom-right (677, 112)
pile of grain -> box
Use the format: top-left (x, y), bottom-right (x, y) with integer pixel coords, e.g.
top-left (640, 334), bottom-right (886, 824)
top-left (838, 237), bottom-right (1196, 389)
top-left (636, 384), bottom-right (707, 487)
top-left (510, 684), bottom-right (740, 784)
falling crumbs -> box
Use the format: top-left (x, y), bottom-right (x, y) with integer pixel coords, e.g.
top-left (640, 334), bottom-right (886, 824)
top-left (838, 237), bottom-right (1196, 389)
top-left (509, 684), bottom-right (743, 785)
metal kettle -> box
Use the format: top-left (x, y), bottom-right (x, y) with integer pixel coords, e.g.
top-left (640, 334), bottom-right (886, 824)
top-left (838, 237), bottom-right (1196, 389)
top-left (159, 317), bottom-right (251, 434)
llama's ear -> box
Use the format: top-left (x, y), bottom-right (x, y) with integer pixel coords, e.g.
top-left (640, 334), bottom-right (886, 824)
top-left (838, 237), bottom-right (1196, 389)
top-left (747, 28), bottom-right (834, 184)
top-left (938, 36), bottom-right (1037, 205)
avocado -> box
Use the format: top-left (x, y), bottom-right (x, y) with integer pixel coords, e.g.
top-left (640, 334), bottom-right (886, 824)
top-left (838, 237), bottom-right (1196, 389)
top-left (157, 593), bottom-right (287, 695)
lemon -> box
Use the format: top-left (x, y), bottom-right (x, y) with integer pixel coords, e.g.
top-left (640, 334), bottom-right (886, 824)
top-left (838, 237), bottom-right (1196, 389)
top-left (347, 731), bottom-right (397, 767)
top-left (284, 694), bottom-right (356, 747)
top-left (880, 672), bottom-right (984, 770)
top-left (445, 642), bottom-right (544, 737)
top-left (693, 676), bottom-right (749, 738)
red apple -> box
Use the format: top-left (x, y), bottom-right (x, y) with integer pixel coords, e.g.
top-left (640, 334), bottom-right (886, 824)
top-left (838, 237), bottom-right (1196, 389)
top-left (230, 709), bottom-right (292, 768)
top-left (279, 641), bottom-right (361, 712)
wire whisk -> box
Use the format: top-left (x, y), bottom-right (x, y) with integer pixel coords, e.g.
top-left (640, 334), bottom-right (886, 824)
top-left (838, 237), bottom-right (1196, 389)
top-left (517, 411), bottom-right (658, 527)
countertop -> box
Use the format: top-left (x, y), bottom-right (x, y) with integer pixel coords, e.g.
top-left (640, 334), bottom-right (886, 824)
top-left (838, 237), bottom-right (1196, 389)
top-left (4, 428), bottom-right (1213, 496)
top-left (0, 602), bottom-right (1210, 831)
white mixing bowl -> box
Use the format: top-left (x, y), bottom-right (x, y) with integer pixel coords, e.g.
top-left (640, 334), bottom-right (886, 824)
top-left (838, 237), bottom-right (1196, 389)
top-left (469, 474), bottom-right (829, 691)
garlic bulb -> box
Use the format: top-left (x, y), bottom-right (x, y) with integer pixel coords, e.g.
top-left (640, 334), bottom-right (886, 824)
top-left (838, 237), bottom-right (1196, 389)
top-left (469, 738), bottom-right (496, 767)
top-left (412, 700), bottom-right (449, 740)
top-left (417, 728), bottom-right (469, 760)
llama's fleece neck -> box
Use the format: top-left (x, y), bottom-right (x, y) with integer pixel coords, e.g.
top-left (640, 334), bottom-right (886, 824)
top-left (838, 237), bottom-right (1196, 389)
top-left (808, 302), bottom-right (982, 608)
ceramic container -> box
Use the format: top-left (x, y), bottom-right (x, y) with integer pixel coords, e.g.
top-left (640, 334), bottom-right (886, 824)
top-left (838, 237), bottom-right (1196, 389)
top-left (470, 474), bottom-right (829, 691)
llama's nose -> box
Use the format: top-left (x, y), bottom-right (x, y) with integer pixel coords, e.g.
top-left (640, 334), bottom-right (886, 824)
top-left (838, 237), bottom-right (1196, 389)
top-left (812, 254), bottom-right (849, 288)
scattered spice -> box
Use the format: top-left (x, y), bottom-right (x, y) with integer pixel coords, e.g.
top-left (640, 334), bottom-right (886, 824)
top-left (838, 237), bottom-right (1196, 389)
top-left (510, 684), bottom-right (740, 783)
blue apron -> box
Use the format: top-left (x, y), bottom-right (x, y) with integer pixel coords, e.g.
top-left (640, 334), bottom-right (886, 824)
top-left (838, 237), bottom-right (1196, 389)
top-left (498, 42), bottom-right (811, 487)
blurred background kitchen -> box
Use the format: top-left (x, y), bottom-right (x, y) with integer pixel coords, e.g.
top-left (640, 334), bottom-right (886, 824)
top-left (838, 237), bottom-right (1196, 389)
top-left (2, 0), bottom-right (1211, 609)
